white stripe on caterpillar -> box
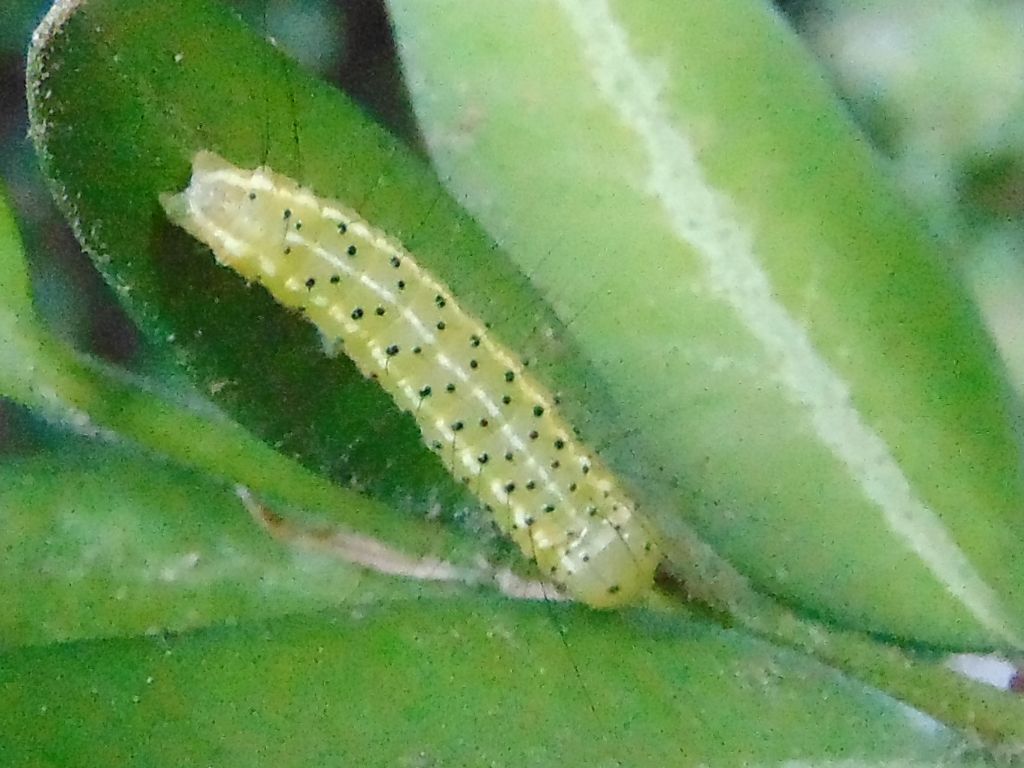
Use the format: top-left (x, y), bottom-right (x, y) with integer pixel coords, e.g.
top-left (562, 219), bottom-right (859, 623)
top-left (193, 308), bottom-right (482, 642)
top-left (160, 151), bottom-right (661, 607)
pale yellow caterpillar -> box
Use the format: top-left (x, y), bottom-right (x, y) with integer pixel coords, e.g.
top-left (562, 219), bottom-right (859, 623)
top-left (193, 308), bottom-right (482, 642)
top-left (161, 151), bottom-right (661, 607)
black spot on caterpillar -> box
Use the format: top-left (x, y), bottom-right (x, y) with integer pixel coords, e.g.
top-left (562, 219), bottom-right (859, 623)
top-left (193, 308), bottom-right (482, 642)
top-left (160, 150), bottom-right (661, 607)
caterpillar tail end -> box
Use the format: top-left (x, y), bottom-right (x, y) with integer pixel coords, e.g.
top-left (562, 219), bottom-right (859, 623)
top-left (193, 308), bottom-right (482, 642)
top-left (563, 539), bottom-right (663, 610)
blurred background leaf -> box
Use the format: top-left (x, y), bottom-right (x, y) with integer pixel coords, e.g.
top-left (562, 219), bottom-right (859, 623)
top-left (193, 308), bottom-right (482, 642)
top-left (792, 0), bottom-right (1024, 395)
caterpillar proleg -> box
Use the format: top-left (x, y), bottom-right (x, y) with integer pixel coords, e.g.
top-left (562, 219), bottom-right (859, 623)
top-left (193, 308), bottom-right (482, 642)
top-left (160, 151), bottom-right (661, 607)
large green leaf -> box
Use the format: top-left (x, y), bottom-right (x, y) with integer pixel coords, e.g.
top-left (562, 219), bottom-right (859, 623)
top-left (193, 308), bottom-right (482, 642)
top-left (26, 0), bottom-right (657, 586)
top-left (388, 0), bottom-right (1024, 648)
top-left (0, 599), bottom-right (987, 767)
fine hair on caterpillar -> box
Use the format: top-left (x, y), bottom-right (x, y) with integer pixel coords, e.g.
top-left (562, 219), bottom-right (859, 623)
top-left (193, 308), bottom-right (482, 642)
top-left (161, 150), bottom-right (662, 607)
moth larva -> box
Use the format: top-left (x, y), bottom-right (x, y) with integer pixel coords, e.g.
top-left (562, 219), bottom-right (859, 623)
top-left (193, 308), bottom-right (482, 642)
top-left (161, 151), bottom-right (661, 607)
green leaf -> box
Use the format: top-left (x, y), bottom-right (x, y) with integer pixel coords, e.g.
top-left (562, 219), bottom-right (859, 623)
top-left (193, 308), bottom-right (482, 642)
top-left (387, 0), bottom-right (1024, 648)
top-left (0, 599), bottom-right (987, 767)
top-left (0, 441), bottom-right (432, 649)
top-left (28, 0), bottom-right (678, 598)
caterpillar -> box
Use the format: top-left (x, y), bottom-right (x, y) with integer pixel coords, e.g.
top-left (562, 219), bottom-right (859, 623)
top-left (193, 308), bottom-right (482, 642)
top-left (160, 151), bottom-right (661, 607)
